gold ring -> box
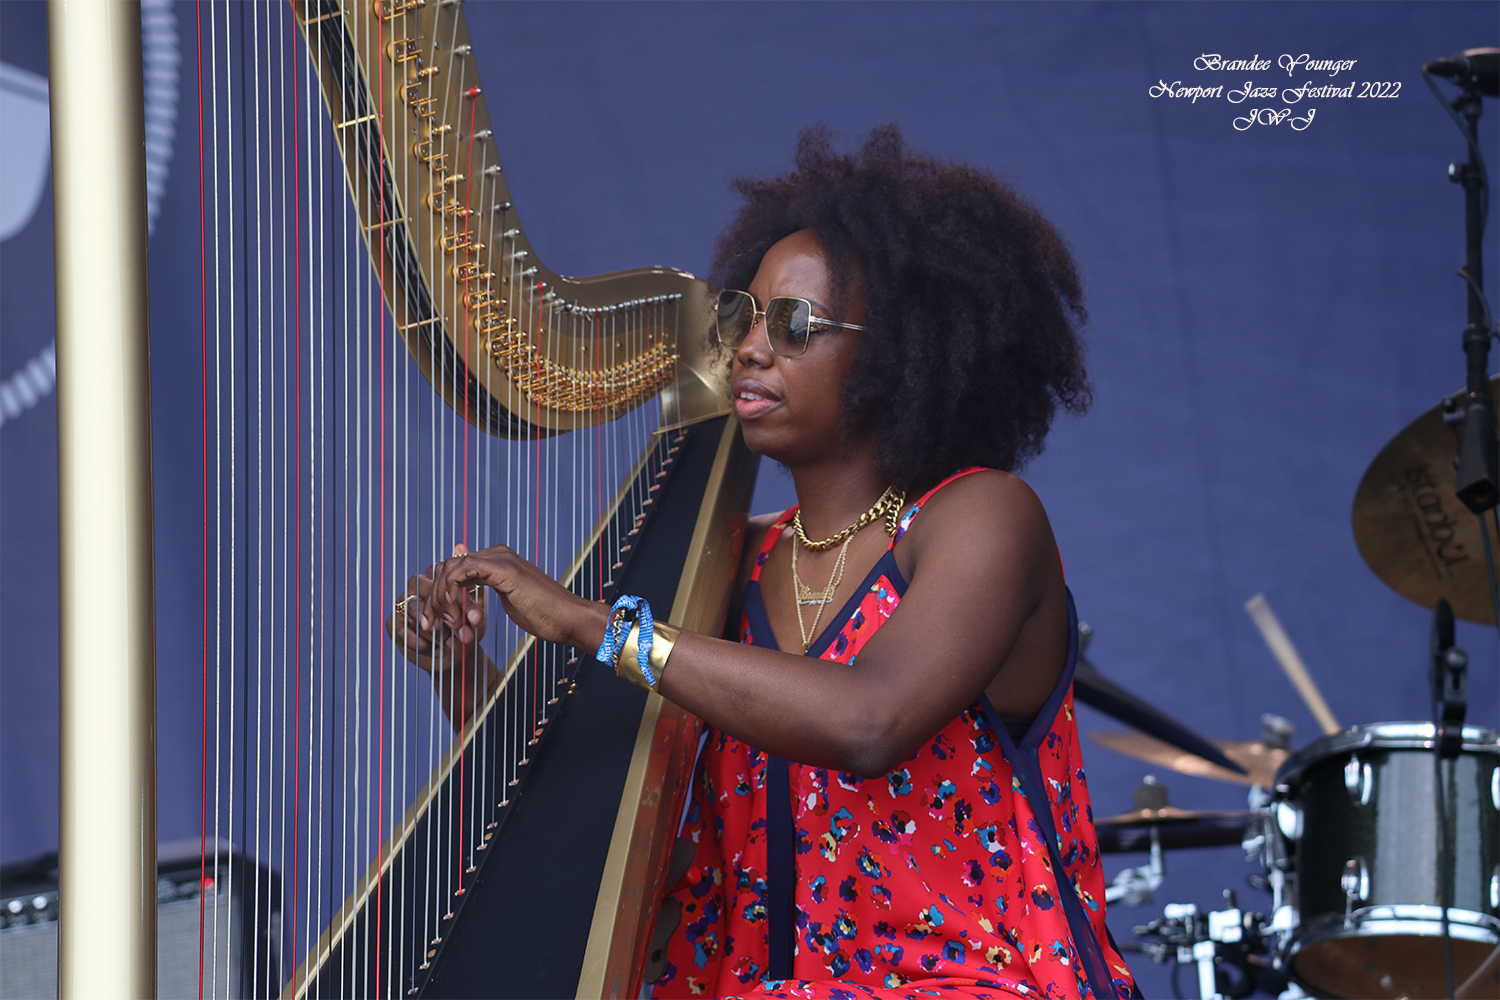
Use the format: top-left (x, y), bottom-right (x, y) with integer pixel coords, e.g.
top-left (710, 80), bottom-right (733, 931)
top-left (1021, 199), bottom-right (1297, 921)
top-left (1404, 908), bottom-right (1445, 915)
top-left (395, 595), bottom-right (416, 615)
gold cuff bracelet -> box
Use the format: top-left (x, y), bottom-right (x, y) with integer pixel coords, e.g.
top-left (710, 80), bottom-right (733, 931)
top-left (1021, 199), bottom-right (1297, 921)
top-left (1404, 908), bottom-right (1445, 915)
top-left (617, 620), bottom-right (681, 694)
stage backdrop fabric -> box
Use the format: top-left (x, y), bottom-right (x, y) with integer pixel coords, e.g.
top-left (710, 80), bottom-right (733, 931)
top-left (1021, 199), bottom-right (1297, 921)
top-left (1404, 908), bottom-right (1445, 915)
top-left (1, 3), bottom-right (1496, 997)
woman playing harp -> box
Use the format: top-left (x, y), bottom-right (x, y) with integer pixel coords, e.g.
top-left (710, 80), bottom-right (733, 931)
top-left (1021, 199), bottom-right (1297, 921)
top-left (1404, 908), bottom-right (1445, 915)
top-left (391, 124), bottom-right (1137, 1000)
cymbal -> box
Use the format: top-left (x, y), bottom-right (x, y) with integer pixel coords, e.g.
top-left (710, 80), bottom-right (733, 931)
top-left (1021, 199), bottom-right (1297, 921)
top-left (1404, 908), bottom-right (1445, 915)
top-left (1096, 805), bottom-right (1252, 827)
top-left (1353, 376), bottom-right (1499, 625)
top-left (1090, 730), bottom-right (1288, 787)
top-left (1096, 811), bottom-right (1256, 852)
top-left (1074, 654), bottom-right (1246, 777)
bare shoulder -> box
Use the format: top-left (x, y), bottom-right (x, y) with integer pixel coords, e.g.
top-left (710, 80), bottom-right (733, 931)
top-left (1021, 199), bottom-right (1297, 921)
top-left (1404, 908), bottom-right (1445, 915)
top-left (909, 469), bottom-right (1049, 533)
top-left (898, 470), bottom-right (1055, 573)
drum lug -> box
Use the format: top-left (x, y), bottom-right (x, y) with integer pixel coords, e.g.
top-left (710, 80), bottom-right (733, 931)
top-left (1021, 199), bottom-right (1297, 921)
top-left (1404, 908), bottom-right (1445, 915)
top-left (1343, 755), bottom-right (1373, 805)
top-left (1341, 855), bottom-right (1370, 928)
top-left (1275, 801), bottom-right (1302, 840)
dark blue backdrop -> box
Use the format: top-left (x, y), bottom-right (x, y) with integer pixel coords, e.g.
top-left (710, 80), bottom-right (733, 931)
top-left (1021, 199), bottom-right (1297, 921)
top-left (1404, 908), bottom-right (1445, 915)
top-left (2, 3), bottom-right (1496, 995)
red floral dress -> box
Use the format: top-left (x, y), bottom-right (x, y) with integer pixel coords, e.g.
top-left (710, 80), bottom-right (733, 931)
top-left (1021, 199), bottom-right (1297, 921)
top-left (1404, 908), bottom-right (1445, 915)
top-left (653, 470), bottom-right (1136, 1000)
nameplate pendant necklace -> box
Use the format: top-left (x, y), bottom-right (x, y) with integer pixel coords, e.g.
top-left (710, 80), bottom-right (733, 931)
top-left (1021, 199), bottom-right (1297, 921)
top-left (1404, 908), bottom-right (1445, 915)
top-left (789, 486), bottom-right (907, 651)
top-left (791, 536), bottom-right (851, 651)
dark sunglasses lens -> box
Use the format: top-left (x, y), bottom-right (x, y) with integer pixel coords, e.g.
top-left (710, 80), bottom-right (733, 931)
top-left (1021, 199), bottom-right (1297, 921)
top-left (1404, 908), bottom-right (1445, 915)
top-left (716, 290), bottom-right (753, 348)
top-left (766, 298), bottom-right (811, 355)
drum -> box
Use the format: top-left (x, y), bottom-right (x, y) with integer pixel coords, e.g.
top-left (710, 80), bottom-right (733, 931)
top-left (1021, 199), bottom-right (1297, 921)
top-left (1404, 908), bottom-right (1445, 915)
top-left (1271, 722), bottom-right (1500, 999)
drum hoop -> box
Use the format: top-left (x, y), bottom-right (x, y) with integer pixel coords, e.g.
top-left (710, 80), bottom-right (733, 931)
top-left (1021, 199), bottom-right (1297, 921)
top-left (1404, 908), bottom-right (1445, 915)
top-left (1285, 905), bottom-right (1500, 951)
top-left (1283, 907), bottom-right (1500, 999)
top-left (1275, 721), bottom-right (1500, 788)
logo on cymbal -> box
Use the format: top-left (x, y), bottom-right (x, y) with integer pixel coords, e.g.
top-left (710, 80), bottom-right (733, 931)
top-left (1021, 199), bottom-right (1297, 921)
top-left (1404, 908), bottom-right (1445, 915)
top-left (1400, 464), bottom-right (1470, 575)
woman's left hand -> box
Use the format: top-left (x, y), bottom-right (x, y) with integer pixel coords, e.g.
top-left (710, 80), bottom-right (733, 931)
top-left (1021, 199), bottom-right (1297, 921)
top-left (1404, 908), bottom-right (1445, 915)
top-left (422, 543), bottom-right (604, 650)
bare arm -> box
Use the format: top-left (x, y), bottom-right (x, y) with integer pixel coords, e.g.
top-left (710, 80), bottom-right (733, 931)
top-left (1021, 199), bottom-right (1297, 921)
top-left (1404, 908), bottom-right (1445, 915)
top-left (421, 472), bottom-right (1063, 776)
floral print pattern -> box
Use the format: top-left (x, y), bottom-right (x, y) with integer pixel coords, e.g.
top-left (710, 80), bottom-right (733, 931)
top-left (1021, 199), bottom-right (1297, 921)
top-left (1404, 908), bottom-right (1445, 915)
top-left (653, 471), bottom-right (1135, 1000)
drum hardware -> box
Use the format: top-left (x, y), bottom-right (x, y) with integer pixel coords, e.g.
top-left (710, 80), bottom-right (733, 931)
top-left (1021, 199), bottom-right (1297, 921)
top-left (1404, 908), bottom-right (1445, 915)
top-left (1432, 598), bottom-right (1474, 998)
top-left (1117, 50), bottom-right (1500, 1000)
top-left (1432, 599), bottom-right (1471, 760)
top-left (1113, 724), bottom-right (1500, 997)
top-left (1104, 778), bottom-right (1169, 907)
top-left (1105, 825), bottom-right (1165, 907)
top-left (1421, 49), bottom-right (1499, 516)
top-left (1100, 778), bottom-right (1262, 906)
top-left (1267, 721), bottom-right (1500, 999)
top-left (1354, 50), bottom-right (1500, 625)
top-left (1132, 891), bottom-right (1289, 1000)
top-left (1097, 808), bottom-right (1262, 855)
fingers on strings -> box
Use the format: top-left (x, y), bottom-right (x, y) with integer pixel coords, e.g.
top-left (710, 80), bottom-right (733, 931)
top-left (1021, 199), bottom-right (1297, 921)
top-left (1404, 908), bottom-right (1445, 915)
top-left (391, 560), bottom-right (485, 652)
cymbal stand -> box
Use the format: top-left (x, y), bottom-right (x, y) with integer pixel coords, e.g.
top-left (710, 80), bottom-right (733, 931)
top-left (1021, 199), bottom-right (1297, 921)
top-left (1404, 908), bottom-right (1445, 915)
top-left (1105, 825), bottom-right (1164, 907)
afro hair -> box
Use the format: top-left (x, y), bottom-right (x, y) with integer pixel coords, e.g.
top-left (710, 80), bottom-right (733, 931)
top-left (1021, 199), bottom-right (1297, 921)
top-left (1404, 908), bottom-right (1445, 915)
top-left (709, 124), bottom-right (1091, 492)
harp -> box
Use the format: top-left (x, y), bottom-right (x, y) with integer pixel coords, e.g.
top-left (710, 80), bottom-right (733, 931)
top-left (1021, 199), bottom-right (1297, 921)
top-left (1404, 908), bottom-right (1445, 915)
top-left (51, 1), bottom-right (757, 997)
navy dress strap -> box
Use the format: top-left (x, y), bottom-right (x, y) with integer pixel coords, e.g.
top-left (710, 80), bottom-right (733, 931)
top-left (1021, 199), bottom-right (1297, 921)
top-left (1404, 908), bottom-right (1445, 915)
top-left (979, 588), bottom-right (1118, 1000)
top-left (750, 551), bottom-right (903, 980)
top-left (748, 471), bottom-right (1113, 991)
top-left (766, 755), bottom-right (796, 979)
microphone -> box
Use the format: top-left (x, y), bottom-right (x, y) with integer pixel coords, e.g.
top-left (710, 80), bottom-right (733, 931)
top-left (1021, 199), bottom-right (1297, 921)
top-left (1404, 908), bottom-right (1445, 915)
top-left (1424, 47), bottom-right (1499, 97)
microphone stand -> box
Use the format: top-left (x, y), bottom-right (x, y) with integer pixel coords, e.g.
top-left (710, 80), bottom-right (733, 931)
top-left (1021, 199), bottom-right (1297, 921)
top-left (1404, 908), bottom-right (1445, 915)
top-left (1447, 71), bottom-right (1496, 512)
top-left (1425, 54), bottom-right (1491, 999)
top-left (1428, 599), bottom-right (1468, 999)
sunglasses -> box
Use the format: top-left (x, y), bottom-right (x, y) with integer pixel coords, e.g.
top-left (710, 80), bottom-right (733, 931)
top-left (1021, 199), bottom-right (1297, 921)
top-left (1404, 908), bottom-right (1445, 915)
top-left (714, 289), bottom-right (865, 358)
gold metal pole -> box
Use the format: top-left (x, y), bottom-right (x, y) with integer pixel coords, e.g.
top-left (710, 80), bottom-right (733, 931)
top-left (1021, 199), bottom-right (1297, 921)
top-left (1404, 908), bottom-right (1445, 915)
top-left (48, 1), bottom-right (157, 997)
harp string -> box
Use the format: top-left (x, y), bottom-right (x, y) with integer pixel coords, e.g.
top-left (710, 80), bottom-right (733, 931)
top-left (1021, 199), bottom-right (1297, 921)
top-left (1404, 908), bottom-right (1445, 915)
top-left (194, 0), bottom-right (208, 992)
top-left (193, 6), bottom-right (674, 994)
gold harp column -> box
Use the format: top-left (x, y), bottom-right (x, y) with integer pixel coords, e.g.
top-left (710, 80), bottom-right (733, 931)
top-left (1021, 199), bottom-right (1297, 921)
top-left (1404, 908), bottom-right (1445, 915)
top-left (48, 1), bottom-right (157, 997)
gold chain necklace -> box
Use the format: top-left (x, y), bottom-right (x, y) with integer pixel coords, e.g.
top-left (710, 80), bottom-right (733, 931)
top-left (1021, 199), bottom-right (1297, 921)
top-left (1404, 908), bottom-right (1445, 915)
top-left (790, 534), bottom-right (851, 650)
top-left (792, 485), bottom-right (908, 552)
